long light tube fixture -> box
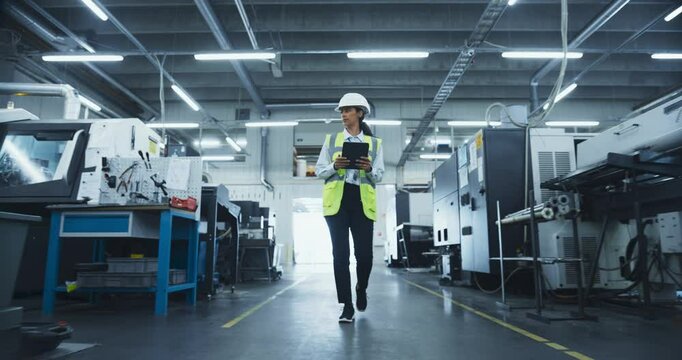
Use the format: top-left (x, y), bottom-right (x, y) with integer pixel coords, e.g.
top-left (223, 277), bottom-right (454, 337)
top-left (77, 95), bottom-right (102, 112)
top-left (543, 83), bottom-right (578, 110)
top-left (501, 51), bottom-right (583, 59)
top-left (447, 121), bottom-right (502, 127)
top-left (225, 137), bottom-right (242, 152)
top-left (81, 0), bottom-right (109, 21)
top-left (420, 154), bottom-right (452, 160)
top-left (147, 122), bottom-right (200, 129)
top-left (202, 155), bottom-right (235, 162)
top-left (545, 121), bottom-right (600, 127)
top-left (508, 0), bottom-right (518, 5)
top-left (664, 5), bottom-right (682, 22)
top-left (347, 51), bottom-right (429, 59)
top-left (364, 120), bottom-right (402, 126)
top-left (245, 121), bottom-right (299, 127)
top-left (193, 139), bottom-right (222, 148)
top-left (42, 54), bottom-right (123, 62)
top-left (651, 53), bottom-right (682, 60)
top-left (194, 52), bottom-right (276, 61)
top-left (171, 84), bottom-right (200, 111)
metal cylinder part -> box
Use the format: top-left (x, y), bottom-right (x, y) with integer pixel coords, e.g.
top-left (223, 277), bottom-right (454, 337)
top-left (558, 195), bottom-right (570, 205)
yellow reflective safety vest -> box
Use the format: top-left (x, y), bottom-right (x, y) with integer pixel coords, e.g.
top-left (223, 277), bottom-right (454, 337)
top-left (322, 132), bottom-right (382, 221)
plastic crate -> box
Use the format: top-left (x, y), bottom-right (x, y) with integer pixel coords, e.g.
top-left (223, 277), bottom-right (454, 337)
top-left (76, 272), bottom-right (104, 288)
top-left (77, 270), bottom-right (187, 288)
top-left (169, 269), bottom-right (187, 285)
top-left (106, 258), bottom-right (158, 273)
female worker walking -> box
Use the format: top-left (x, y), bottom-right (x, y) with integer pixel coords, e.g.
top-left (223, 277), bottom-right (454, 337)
top-left (315, 93), bottom-right (385, 323)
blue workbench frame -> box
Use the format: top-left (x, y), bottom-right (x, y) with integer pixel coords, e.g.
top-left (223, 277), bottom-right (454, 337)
top-left (42, 207), bottom-right (199, 316)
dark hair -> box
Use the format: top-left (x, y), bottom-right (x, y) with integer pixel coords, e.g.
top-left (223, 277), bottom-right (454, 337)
top-left (354, 107), bottom-right (374, 137)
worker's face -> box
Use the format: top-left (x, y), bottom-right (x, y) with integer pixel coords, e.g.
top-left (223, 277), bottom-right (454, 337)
top-left (341, 107), bottom-right (363, 128)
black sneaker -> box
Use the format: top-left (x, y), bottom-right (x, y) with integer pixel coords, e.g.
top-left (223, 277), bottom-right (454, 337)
top-left (339, 303), bottom-right (355, 323)
top-left (356, 286), bottom-right (367, 312)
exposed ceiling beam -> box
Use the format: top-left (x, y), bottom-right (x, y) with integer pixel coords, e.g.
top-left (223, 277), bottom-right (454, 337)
top-left (33, 0), bottom-right (675, 8)
top-left (531, 3), bottom-right (681, 114)
top-left (397, 0), bottom-right (508, 167)
top-left (529, 0), bottom-right (630, 109)
top-left (193, 0), bottom-right (269, 118)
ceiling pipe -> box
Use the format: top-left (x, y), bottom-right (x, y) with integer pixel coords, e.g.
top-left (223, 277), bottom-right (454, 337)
top-left (194, 0), bottom-right (269, 118)
top-left (11, 2), bottom-right (160, 118)
top-left (23, 0), bottom-right (95, 53)
top-left (0, 82), bottom-right (81, 119)
top-left (397, 0), bottom-right (508, 167)
top-left (529, 0), bottom-right (631, 110)
top-left (234, 0), bottom-right (259, 49)
top-left (6, 4), bottom-right (65, 46)
top-left (528, 3), bottom-right (678, 118)
top-left (19, 58), bottom-right (127, 118)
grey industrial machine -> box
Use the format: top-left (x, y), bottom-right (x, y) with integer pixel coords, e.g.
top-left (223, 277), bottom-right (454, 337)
top-left (386, 192), bottom-right (433, 266)
top-left (200, 185), bottom-right (240, 296)
top-left (528, 129), bottom-right (613, 290)
top-left (459, 128), bottom-right (527, 274)
top-left (0, 109), bottom-right (162, 294)
top-left (432, 151), bottom-right (465, 282)
top-left (542, 92), bottom-right (682, 308)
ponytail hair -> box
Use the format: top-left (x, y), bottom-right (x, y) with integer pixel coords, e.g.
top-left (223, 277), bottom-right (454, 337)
top-left (360, 121), bottom-right (373, 137)
top-left (355, 106), bottom-right (374, 137)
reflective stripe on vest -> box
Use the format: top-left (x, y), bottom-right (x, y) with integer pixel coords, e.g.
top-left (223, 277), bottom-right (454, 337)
top-left (322, 132), bottom-right (381, 221)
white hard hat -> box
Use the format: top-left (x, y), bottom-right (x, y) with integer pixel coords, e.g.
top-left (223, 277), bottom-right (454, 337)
top-left (335, 93), bottom-right (371, 115)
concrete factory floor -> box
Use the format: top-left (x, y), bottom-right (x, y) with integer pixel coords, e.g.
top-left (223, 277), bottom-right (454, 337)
top-left (21, 261), bottom-right (682, 360)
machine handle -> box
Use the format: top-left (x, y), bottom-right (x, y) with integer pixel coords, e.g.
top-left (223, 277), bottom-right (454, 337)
top-left (614, 123), bottom-right (639, 136)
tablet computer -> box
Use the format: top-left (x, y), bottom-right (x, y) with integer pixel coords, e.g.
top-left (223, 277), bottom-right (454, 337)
top-left (342, 142), bottom-right (369, 170)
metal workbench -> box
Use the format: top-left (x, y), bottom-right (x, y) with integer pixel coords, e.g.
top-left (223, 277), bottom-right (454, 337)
top-left (41, 204), bottom-right (199, 316)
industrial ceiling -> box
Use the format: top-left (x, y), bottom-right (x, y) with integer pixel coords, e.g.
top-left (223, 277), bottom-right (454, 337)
top-left (2, 0), bottom-right (682, 159)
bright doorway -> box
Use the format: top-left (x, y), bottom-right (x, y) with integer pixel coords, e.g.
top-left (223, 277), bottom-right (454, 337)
top-left (292, 197), bottom-right (356, 265)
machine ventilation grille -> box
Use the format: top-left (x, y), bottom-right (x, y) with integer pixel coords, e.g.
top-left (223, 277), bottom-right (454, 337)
top-left (538, 151), bottom-right (571, 203)
top-left (562, 235), bottom-right (600, 285)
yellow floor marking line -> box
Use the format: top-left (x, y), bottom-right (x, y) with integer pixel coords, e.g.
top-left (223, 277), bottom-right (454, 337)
top-left (565, 351), bottom-right (594, 360)
top-left (404, 279), bottom-right (594, 360)
top-left (223, 278), bottom-right (307, 329)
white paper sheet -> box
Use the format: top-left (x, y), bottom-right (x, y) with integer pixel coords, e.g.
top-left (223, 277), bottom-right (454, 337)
top-left (165, 158), bottom-right (191, 190)
top-left (459, 167), bottom-right (468, 189)
top-left (77, 172), bottom-right (101, 203)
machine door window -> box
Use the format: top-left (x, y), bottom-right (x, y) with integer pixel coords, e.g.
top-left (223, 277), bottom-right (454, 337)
top-left (0, 130), bottom-right (80, 187)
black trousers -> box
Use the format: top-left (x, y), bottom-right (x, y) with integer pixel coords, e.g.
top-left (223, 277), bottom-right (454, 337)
top-left (325, 183), bottom-right (374, 304)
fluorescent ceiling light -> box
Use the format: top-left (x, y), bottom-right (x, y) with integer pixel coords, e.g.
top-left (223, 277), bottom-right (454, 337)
top-left (428, 138), bottom-right (452, 146)
top-left (664, 5), bottom-right (682, 22)
top-left (225, 136), bottom-right (242, 152)
top-left (147, 122), bottom-right (200, 129)
top-left (508, 0), bottom-right (517, 5)
top-left (194, 52), bottom-right (277, 60)
top-left (420, 154), bottom-right (452, 160)
top-left (42, 54), bottom-right (123, 62)
top-left (202, 155), bottom-right (235, 162)
top-left (245, 121), bottom-right (299, 127)
top-left (545, 121), bottom-right (600, 127)
top-left (364, 120), bottom-right (402, 126)
top-left (193, 139), bottom-right (222, 148)
top-left (77, 95), bottom-right (101, 112)
top-left (347, 51), bottom-right (429, 59)
top-left (81, 0), bottom-right (109, 21)
top-left (651, 53), bottom-right (682, 60)
top-left (555, 83), bottom-right (578, 102)
top-left (171, 84), bottom-right (200, 111)
top-left (501, 51), bottom-right (583, 59)
top-left (236, 138), bottom-right (248, 147)
top-left (447, 121), bottom-right (501, 127)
